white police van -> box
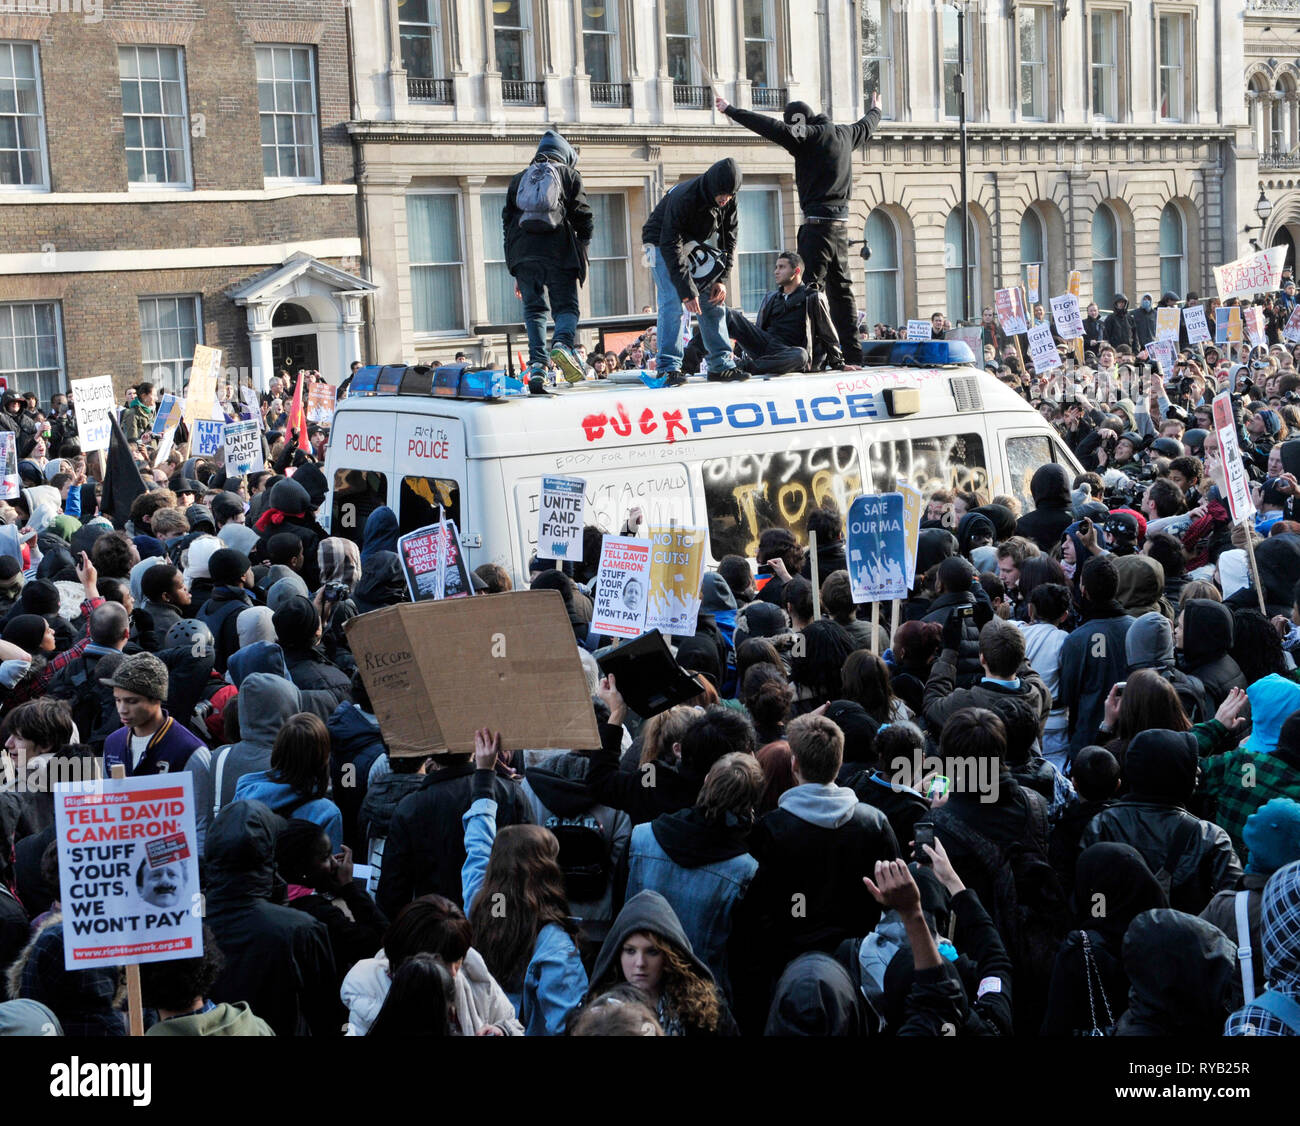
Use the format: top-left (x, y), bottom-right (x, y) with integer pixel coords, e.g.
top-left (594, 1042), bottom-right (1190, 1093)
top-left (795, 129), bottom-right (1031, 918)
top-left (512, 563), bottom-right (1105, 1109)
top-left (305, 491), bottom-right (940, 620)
top-left (322, 342), bottom-right (1083, 587)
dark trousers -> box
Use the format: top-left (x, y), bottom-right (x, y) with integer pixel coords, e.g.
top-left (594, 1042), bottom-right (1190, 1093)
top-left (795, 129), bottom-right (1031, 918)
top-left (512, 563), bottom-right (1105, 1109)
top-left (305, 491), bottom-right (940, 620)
top-left (725, 309), bottom-right (809, 375)
top-left (797, 221), bottom-right (861, 364)
top-left (515, 262), bottom-right (580, 367)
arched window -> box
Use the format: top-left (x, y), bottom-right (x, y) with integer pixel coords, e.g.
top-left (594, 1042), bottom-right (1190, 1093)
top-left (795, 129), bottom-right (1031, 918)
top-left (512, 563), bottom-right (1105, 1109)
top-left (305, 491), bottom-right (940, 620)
top-left (1159, 203), bottom-right (1186, 298)
top-left (1092, 204), bottom-right (1118, 311)
top-left (945, 208), bottom-right (979, 321)
top-left (1020, 208), bottom-right (1046, 296)
top-left (864, 209), bottom-right (900, 328)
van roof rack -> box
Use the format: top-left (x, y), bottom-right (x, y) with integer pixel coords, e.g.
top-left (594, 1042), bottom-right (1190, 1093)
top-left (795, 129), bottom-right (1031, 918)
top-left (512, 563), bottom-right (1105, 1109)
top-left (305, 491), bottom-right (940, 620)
top-left (347, 363), bottom-right (525, 401)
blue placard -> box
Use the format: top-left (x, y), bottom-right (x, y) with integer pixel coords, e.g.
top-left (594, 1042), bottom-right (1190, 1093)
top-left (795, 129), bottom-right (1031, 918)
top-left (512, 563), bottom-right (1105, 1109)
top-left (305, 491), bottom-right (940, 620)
top-left (194, 418), bottom-right (224, 457)
top-left (847, 493), bottom-right (908, 603)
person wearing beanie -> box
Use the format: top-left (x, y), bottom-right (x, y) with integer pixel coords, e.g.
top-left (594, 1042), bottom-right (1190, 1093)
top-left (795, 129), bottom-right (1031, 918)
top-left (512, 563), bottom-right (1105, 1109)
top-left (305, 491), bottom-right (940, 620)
top-left (2, 613), bottom-right (52, 655)
top-left (1226, 858), bottom-right (1300, 1035)
top-left (1256, 477), bottom-right (1289, 536)
top-left (103, 651), bottom-right (204, 776)
top-left (196, 548), bottom-right (256, 674)
top-left (272, 594), bottom-right (351, 707)
top-left (252, 478), bottom-right (327, 589)
top-left (0, 554), bottom-right (23, 617)
top-left (1202, 798), bottom-right (1300, 998)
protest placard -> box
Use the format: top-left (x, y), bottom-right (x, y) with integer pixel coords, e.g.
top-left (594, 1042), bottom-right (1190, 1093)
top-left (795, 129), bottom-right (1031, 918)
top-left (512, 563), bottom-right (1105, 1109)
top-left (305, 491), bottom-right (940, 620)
top-left (1049, 294), bottom-right (1084, 340)
top-left (905, 319), bottom-right (932, 341)
top-left (1244, 306), bottom-right (1268, 349)
top-left (994, 287), bottom-right (1028, 335)
top-left (1027, 323), bottom-right (1061, 371)
top-left (1212, 391), bottom-right (1256, 524)
top-left (345, 592), bottom-right (600, 756)
top-left (183, 345), bottom-right (223, 424)
top-left (537, 476), bottom-right (587, 561)
top-left (306, 382), bottom-right (336, 425)
top-left (1285, 306), bottom-right (1300, 344)
top-left (1067, 270), bottom-right (1081, 297)
top-left (54, 772), bottom-right (202, 970)
top-left (223, 418), bottom-right (260, 478)
top-left (397, 519), bottom-right (473, 601)
top-left (847, 493), bottom-right (907, 603)
top-left (1213, 245), bottom-right (1287, 301)
top-left (1026, 264), bottom-right (1040, 304)
top-left (0, 431), bottom-right (17, 499)
top-left (947, 325), bottom-right (983, 359)
top-left (589, 535), bottom-right (652, 639)
top-left (1215, 307), bottom-right (1243, 345)
top-left (896, 479), bottom-right (923, 589)
top-left (150, 393), bottom-right (184, 436)
top-left (645, 524), bottom-right (707, 637)
top-left (71, 375), bottom-right (117, 453)
top-left (1156, 307), bottom-right (1181, 342)
top-left (193, 418), bottom-right (224, 458)
top-left (153, 427), bottom-right (176, 468)
top-left (1147, 339), bottom-right (1177, 374)
top-left (1183, 304), bottom-right (1211, 344)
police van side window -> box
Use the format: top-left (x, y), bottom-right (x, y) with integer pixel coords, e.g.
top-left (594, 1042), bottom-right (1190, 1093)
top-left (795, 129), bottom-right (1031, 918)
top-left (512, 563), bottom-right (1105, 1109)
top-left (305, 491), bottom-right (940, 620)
top-left (702, 446), bottom-right (862, 560)
top-left (868, 433), bottom-right (989, 505)
top-left (332, 469), bottom-right (389, 546)
top-left (399, 476), bottom-right (461, 534)
top-left (1005, 434), bottom-right (1054, 516)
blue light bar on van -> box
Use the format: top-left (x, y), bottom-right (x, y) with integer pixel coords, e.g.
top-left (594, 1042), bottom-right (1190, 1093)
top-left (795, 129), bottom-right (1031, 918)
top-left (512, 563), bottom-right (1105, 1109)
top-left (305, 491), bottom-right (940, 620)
top-left (858, 341), bottom-right (976, 367)
top-left (347, 364), bottom-right (524, 400)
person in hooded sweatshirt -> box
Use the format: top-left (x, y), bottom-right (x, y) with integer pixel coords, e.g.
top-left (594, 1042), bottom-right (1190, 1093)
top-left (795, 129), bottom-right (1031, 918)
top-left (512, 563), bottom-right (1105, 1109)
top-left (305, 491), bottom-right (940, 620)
top-left (235, 712), bottom-right (344, 851)
top-left (641, 158), bottom-right (748, 385)
top-left (1202, 798), bottom-right (1300, 999)
top-left (1176, 598), bottom-right (1247, 710)
top-left (140, 929), bottom-right (274, 1037)
top-left (203, 800), bottom-right (337, 1037)
top-left (919, 556), bottom-right (990, 688)
top-left (1016, 463), bottom-right (1075, 554)
top-left (1226, 858), bottom-right (1300, 1035)
top-left (502, 129), bottom-right (594, 393)
top-left (584, 890), bottom-right (737, 1036)
top-left (1058, 556), bottom-right (1135, 757)
top-left (1116, 909), bottom-right (1239, 1036)
top-left (626, 751), bottom-right (763, 1001)
top-left (187, 671), bottom-right (302, 853)
top-left (352, 549), bottom-right (407, 614)
top-left (252, 478), bottom-right (327, 590)
top-left (1040, 842), bottom-right (1168, 1036)
top-left (360, 506), bottom-right (399, 565)
top-left (1081, 728), bottom-right (1243, 914)
top-left (1125, 611), bottom-right (1210, 725)
top-left (764, 951), bottom-right (873, 1036)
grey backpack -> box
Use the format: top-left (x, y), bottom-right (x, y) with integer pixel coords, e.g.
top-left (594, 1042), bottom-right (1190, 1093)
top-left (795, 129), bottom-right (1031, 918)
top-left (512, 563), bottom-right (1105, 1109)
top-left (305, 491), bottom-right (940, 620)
top-left (517, 159), bottom-right (565, 234)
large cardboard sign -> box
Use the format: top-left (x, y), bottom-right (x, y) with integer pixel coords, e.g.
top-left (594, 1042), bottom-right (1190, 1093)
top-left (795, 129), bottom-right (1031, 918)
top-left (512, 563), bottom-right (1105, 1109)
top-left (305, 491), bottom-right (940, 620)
top-left (1184, 304), bottom-right (1211, 344)
top-left (645, 524), bottom-right (707, 638)
top-left (994, 287), bottom-right (1029, 336)
top-left (345, 592), bottom-right (601, 756)
top-left (397, 519), bottom-right (473, 601)
top-left (54, 773), bottom-right (202, 970)
top-left (590, 535), bottom-right (652, 639)
top-left (537, 476), bottom-right (587, 561)
top-left (223, 418), bottom-right (260, 478)
top-left (1213, 391), bottom-right (1256, 524)
top-left (847, 493), bottom-right (907, 602)
top-left (306, 382), bottom-right (336, 425)
top-left (183, 345), bottom-right (223, 424)
top-left (193, 418), bottom-right (224, 458)
top-left (71, 375), bottom-right (116, 453)
top-left (1214, 245), bottom-right (1287, 301)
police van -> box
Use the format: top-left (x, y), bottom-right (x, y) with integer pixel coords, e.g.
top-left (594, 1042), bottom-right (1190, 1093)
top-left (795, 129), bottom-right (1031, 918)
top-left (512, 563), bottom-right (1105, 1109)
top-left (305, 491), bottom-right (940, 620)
top-left (322, 342), bottom-right (1084, 587)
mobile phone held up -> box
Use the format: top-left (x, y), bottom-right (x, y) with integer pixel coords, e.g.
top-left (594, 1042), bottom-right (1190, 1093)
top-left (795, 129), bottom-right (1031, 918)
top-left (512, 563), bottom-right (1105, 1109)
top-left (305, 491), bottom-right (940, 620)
top-left (914, 821), bottom-right (936, 864)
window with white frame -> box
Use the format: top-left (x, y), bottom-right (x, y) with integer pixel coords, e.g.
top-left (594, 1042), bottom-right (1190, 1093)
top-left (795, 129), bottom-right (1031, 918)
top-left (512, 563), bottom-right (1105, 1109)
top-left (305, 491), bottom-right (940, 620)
top-left (479, 191), bottom-right (515, 325)
top-left (1020, 208), bottom-right (1046, 294)
top-left (941, 7), bottom-right (973, 120)
top-left (118, 45), bottom-right (190, 187)
top-left (408, 192), bottom-right (465, 334)
top-left (864, 208), bottom-right (900, 329)
top-left (139, 295), bottom-right (201, 393)
top-left (1092, 204), bottom-right (1119, 310)
top-left (493, 0), bottom-right (532, 82)
top-left (861, 0), bottom-right (893, 118)
top-left (944, 208), bottom-right (979, 320)
top-left (588, 193), bottom-right (631, 318)
top-left (737, 188), bottom-right (781, 315)
top-left (0, 42), bottom-right (46, 189)
top-left (583, 2), bottom-right (618, 85)
top-left (257, 46), bottom-right (320, 183)
top-left (665, 0), bottom-right (699, 85)
top-left (398, 0), bottom-right (444, 80)
top-left (1019, 6), bottom-right (1048, 121)
top-left (1158, 12), bottom-right (1188, 122)
top-left (1090, 9), bottom-right (1119, 121)
top-left (0, 302), bottom-right (61, 402)
top-left (743, 0), bottom-right (776, 90)
top-left (1159, 203), bottom-right (1186, 297)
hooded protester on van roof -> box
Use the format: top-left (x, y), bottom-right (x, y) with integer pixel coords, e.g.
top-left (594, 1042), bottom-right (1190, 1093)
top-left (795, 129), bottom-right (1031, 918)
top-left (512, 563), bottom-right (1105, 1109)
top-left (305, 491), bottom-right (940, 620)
top-left (502, 129), bottom-right (593, 286)
top-left (641, 158), bottom-right (743, 305)
top-left (1016, 464), bottom-right (1074, 553)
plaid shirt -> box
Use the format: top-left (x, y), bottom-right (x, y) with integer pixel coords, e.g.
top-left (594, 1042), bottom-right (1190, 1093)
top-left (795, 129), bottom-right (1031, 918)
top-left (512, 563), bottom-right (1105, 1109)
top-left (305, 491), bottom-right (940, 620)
top-left (1226, 861), bottom-right (1300, 1036)
top-left (1200, 745), bottom-right (1300, 860)
top-left (318, 536), bottom-right (360, 589)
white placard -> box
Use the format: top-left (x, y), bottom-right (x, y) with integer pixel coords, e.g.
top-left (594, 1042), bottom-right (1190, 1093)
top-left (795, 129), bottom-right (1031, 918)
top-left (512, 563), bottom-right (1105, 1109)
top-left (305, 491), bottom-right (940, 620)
top-left (1027, 323), bottom-right (1061, 371)
top-left (1049, 294), bottom-right (1084, 340)
top-left (537, 475), bottom-right (587, 562)
top-left (1213, 391), bottom-right (1256, 523)
top-left (1183, 304), bottom-right (1211, 345)
top-left (71, 375), bottom-right (117, 453)
top-left (223, 418), bottom-right (261, 478)
top-left (905, 319), bottom-right (933, 341)
top-left (589, 535), bottom-right (652, 639)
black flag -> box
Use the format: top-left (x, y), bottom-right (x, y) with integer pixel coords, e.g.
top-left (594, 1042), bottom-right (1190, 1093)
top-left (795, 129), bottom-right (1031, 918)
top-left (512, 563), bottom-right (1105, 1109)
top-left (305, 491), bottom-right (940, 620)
top-left (98, 413), bottom-right (147, 528)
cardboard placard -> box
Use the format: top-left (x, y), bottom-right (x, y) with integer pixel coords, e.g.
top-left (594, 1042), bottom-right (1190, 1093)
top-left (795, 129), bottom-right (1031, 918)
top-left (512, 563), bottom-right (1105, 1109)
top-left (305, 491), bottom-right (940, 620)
top-left (54, 772), bottom-right (202, 969)
top-left (994, 287), bottom-right (1028, 336)
top-left (1213, 391), bottom-right (1256, 523)
top-left (1026, 264), bottom-right (1040, 304)
top-left (1155, 307), bottom-right (1181, 342)
top-left (590, 535), bottom-right (652, 639)
top-left (344, 592), bottom-right (600, 756)
top-left (1049, 294), bottom-right (1084, 340)
top-left (847, 493), bottom-right (907, 602)
top-left (645, 524), bottom-right (707, 638)
top-left (1214, 245), bottom-right (1287, 302)
top-left (397, 519), bottom-right (473, 601)
top-left (0, 431), bottom-right (16, 500)
top-left (896, 478), bottom-right (923, 590)
top-left (1027, 323), bottom-right (1061, 371)
top-left (71, 375), bottom-right (117, 453)
top-left (240, 385), bottom-right (264, 428)
top-left (193, 419), bottom-right (224, 458)
top-left (537, 475), bottom-right (587, 561)
top-left (1215, 307), bottom-right (1243, 345)
top-left (306, 382), bottom-right (336, 425)
top-left (905, 319), bottom-right (933, 341)
top-left (223, 418), bottom-right (260, 478)
top-left (1067, 270), bottom-right (1081, 297)
top-left (1184, 304), bottom-right (1211, 344)
top-left (1244, 306), bottom-right (1268, 349)
top-left (153, 426), bottom-right (177, 468)
top-left (1147, 339), bottom-right (1177, 374)
top-left (183, 345), bottom-right (223, 425)
top-left (151, 393), bottom-right (185, 436)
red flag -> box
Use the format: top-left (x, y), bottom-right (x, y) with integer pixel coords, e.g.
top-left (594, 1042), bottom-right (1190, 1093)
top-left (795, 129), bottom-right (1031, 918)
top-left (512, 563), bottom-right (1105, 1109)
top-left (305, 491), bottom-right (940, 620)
top-left (286, 371), bottom-right (310, 453)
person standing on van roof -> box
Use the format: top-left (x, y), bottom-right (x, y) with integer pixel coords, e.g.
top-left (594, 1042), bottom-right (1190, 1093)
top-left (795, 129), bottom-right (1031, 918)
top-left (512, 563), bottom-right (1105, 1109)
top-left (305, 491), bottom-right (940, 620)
top-left (716, 91), bottom-right (882, 366)
top-left (641, 159), bottom-right (749, 386)
top-left (502, 130), bottom-right (594, 396)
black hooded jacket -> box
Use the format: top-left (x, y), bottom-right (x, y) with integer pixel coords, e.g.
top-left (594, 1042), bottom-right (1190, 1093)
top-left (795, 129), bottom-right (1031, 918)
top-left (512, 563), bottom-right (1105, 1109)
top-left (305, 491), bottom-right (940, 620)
top-left (723, 103), bottom-right (880, 220)
top-left (642, 159), bottom-right (743, 302)
top-left (1225, 533), bottom-right (1300, 617)
top-left (352, 551), bottom-right (407, 614)
top-left (203, 800), bottom-right (338, 1037)
top-left (765, 952), bottom-right (871, 1036)
top-left (1016, 464), bottom-right (1074, 554)
top-left (1178, 599), bottom-right (1247, 709)
top-left (503, 130), bottom-right (594, 281)
top-left (1102, 299), bottom-right (1137, 352)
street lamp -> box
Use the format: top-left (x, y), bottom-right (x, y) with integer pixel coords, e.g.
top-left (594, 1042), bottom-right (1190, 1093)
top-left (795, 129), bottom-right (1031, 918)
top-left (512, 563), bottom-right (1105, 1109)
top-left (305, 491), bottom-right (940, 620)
top-left (1245, 189), bottom-right (1273, 252)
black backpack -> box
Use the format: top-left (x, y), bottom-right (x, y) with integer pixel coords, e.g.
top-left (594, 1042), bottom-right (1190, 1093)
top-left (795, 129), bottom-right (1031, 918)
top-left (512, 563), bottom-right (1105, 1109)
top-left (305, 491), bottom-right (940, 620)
top-left (545, 816), bottom-right (609, 903)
